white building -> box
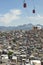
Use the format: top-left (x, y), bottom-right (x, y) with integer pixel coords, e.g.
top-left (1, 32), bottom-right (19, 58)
top-left (30, 60), bottom-right (41, 65)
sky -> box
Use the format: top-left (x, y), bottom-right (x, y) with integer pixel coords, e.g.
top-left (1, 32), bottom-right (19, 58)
top-left (0, 0), bottom-right (43, 26)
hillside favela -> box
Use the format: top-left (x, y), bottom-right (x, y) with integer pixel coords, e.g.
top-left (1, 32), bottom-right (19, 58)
top-left (0, 0), bottom-right (43, 65)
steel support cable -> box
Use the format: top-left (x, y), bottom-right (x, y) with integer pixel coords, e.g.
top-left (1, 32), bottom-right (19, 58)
top-left (24, 0), bottom-right (25, 3)
top-left (32, 0), bottom-right (35, 9)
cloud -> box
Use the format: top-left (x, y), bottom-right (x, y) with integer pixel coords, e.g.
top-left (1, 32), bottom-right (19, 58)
top-left (27, 15), bottom-right (43, 19)
top-left (27, 14), bottom-right (43, 24)
top-left (0, 9), bottom-right (21, 26)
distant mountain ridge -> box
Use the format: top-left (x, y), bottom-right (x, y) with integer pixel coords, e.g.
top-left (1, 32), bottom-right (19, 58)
top-left (0, 24), bottom-right (43, 31)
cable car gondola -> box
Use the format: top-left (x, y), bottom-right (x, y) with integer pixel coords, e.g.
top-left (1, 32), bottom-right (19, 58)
top-left (32, 9), bottom-right (35, 13)
top-left (32, 0), bottom-right (36, 14)
top-left (23, 0), bottom-right (27, 8)
top-left (23, 0), bottom-right (36, 14)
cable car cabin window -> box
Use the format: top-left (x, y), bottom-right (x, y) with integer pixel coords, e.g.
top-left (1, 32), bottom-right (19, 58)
top-left (23, 3), bottom-right (27, 8)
